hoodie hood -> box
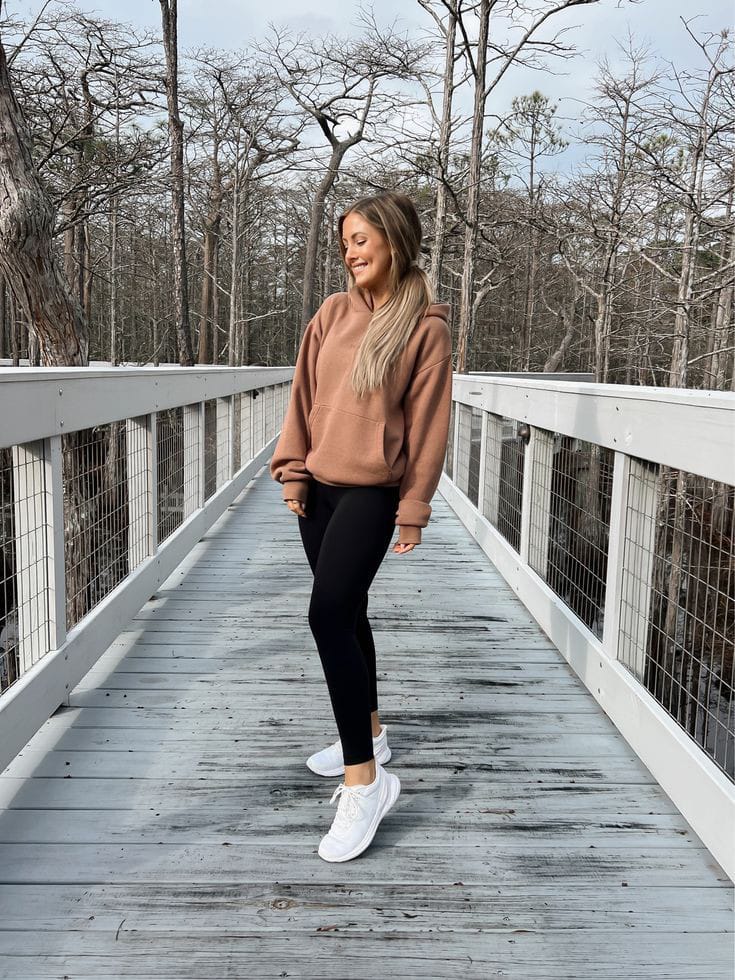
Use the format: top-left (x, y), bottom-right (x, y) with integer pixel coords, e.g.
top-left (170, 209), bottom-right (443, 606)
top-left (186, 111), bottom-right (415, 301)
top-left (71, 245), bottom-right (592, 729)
top-left (348, 284), bottom-right (450, 324)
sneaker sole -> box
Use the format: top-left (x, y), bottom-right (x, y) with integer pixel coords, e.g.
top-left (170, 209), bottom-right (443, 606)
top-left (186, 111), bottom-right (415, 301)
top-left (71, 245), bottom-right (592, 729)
top-left (307, 742), bottom-right (391, 778)
top-left (318, 770), bottom-right (401, 863)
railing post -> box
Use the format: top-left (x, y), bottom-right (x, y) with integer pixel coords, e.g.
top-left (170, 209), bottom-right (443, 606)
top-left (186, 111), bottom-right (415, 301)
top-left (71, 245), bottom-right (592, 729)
top-left (525, 427), bottom-right (555, 576)
top-left (183, 402), bottom-right (204, 517)
top-left (253, 389), bottom-right (263, 452)
top-left (455, 403), bottom-right (472, 496)
top-left (265, 385), bottom-right (274, 442)
top-left (480, 411), bottom-right (503, 526)
top-left (604, 453), bottom-right (658, 679)
top-left (279, 382), bottom-right (287, 428)
top-left (216, 396), bottom-right (233, 488)
top-left (240, 391), bottom-right (253, 466)
top-left (126, 414), bottom-right (157, 566)
top-left (450, 400), bottom-right (459, 481)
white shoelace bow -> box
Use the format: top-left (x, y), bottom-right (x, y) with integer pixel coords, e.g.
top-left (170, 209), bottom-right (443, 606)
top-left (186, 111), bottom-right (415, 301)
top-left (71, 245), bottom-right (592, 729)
top-left (329, 782), bottom-right (364, 830)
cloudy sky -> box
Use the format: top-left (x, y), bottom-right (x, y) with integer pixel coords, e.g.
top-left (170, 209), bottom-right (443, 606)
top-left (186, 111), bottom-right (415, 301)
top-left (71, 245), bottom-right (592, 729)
top-left (8, 0), bottom-right (733, 172)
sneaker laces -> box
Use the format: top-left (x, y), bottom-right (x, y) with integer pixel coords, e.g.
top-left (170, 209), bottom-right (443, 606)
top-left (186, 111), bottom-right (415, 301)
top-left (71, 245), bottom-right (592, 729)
top-left (328, 782), bottom-right (365, 832)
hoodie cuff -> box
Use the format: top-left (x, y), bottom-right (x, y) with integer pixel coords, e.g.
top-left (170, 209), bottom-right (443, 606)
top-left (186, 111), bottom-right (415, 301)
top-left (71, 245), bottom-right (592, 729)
top-left (396, 498), bottom-right (432, 527)
top-left (282, 480), bottom-right (310, 503)
top-left (398, 524), bottom-right (422, 545)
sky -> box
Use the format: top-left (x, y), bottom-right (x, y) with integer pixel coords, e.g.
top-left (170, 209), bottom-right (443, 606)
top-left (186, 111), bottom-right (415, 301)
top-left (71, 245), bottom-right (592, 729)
top-left (8, 0), bottom-right (734, 174)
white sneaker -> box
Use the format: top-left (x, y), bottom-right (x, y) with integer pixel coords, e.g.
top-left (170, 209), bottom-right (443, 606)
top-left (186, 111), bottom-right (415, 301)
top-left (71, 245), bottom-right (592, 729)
top-left (318, 762), bottom-right (401, 862)
top-left (306, 724), bottom-right (392, 777)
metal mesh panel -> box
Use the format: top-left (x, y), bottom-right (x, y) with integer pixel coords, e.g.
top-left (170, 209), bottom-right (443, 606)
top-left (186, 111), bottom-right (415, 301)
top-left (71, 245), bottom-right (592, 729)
top-left (183, 404), bottom-right (201, 514)
top-left (532, 437), bottom-right (614, 639)
top-left (63, 424), bottom-right (130, 630)
top-left (0, 449), bottom-right (16, 691)
top-left (467, 408), bottom-right (483, 507)
top-left (620, 465), bottom-right (735, 779)
top-left (203, 400), bottom-right (217, 501)
top-left (157, 408), bottom-right (184, 544)
top-left (495, 418), bottom-right (525, 552)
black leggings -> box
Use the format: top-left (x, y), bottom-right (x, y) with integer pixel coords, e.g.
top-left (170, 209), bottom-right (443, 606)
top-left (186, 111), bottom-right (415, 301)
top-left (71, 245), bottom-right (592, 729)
top-left (297, 477), bottom-right (400, 766)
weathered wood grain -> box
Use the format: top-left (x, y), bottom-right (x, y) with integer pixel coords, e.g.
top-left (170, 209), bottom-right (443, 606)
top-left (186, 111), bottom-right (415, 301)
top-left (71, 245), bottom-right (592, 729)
top-left (0, 473), bottom-right (731, 979)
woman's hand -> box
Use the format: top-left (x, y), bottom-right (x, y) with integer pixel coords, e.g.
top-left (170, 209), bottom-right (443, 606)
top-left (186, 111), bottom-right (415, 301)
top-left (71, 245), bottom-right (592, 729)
top-left (285, 498), bottom-right (306, 518)
top-left (393, 542), bottom-right (415, 555)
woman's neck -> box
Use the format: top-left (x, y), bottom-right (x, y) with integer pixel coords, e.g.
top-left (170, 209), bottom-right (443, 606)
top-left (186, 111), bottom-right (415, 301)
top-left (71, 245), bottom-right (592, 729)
top-left (363, 283), bottom-right (391, 311)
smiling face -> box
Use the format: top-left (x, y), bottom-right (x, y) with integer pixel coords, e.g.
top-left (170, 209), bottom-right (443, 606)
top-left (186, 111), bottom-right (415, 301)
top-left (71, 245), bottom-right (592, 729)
top-left (341, 211), bottom-right (393, 297)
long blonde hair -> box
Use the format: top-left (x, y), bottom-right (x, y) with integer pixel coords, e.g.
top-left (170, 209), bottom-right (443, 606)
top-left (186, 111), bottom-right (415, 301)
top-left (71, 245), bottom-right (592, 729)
top-left (338, 192), bottom-right (433, 398)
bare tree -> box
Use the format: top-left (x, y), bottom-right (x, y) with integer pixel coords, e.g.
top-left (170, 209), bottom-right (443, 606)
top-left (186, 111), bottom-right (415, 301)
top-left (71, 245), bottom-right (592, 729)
top-left (544, 35), bottom-right (660, 382)
top-left (159, 0), bottom-right (194, 365)
top-left (499, 91), bottom-right (566, 369)
top-left (0, 31), bottom-right (86, 364)
top-left (261, 19), bottom-right (421, 330)
top-left (449, 0), bottom-right (601, 372)
top-left (418, 1), bottom-right (463, 297)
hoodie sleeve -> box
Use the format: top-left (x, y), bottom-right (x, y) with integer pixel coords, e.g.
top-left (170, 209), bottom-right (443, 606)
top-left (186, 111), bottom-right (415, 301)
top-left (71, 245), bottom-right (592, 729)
top-left (396, 320), bottom-right (453, 545)
top-left (269, 308), bottom-right (323, 504)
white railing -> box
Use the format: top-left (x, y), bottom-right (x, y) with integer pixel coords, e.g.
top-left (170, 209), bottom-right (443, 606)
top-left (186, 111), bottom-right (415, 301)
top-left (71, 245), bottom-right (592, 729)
top-left (440, 375), bottom-right (735, 881)
top-left (2, 366), bottom-right (733, 881)
top-left (0, 366), bottom-right (292, 772)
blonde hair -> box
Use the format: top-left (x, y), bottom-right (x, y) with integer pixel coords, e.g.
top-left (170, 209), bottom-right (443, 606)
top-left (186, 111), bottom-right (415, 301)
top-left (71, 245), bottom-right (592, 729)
top-left (337, 192), bottom-right (433, 398)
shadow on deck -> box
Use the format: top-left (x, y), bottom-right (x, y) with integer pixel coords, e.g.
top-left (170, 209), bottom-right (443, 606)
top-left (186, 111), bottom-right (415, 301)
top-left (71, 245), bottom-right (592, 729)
top-left (0, 468), bottom-right (731, 978)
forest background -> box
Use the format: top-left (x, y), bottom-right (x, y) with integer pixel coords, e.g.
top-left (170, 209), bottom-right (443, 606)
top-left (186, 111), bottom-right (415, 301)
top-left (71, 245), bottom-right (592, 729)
top-left (0, 0), bottom-right (733, 388)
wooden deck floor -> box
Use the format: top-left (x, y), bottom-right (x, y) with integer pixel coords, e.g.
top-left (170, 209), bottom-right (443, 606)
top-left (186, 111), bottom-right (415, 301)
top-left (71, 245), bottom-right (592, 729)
top-left (0, 468), bottom-right (731, 978)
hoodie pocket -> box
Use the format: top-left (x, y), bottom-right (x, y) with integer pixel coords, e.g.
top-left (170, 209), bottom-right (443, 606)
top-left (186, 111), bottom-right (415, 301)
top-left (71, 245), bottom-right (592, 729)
top-left (307, 403), bottom-right (391, 484)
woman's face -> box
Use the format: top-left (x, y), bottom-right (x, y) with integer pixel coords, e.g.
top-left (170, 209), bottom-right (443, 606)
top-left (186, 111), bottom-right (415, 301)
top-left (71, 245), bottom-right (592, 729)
top-left (341, 211), bottom-right (392, 295)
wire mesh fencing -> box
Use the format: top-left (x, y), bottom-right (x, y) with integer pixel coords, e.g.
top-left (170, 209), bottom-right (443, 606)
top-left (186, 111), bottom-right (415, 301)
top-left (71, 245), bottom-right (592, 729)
top-left (530, 435), bottom-right (614, 639)
top-left (203, 400), bottom-right (218, 501)
top-left (0, 377), bottom-right (285, 698)
top-left (63, 424), bottom-right (130, 631)
top-left (157, 408), bottom-right (184, 545)
top-left (619, 464), bottom-right (734, 778)
top-left (446, 396), bottom-right (734, 780)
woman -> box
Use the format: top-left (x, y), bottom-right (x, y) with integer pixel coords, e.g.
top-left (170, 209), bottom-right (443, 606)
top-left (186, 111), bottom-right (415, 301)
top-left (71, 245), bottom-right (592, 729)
top-left (269, 191), bottom-right (453, 862)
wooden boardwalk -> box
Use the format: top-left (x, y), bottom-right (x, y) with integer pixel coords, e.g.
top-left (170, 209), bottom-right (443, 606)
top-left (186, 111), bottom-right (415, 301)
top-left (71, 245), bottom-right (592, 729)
top-left (0, 467), bottom-right (731, 979)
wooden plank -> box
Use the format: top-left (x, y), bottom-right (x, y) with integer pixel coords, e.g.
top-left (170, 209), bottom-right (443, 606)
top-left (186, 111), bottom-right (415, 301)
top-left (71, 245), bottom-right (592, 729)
top-left (0, 806), bottom-right (702, 850)
top-left (0, 842), bottom-right (726, 887)
top-left (0, 775), bottom-right (708, 813)
top-left (0, 882), bottom-right (729, 932)
top-left (2, 749), bottom-right (657, 784)
top-left (0, 930), bottom-right (731, 980)
top-left (12, 725), bottom-right (663, 759)
top-left (0, 470), bottom-right (729, 980)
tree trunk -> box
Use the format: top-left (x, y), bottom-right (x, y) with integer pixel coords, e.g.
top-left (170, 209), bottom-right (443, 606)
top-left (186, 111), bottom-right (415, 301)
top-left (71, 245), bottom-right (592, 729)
top-left (0, 38), bottom-right (87, 365)
top-left (456, 0), bottom-right (489, 373)
top-left (543, 292), bottom-right (576, 372)
top-left (709, 173), bottom-right (734, 390)
top-left (197, 134), bottom-right (223, 364)
top-left (323, 197), bottom-right (335, 302)
top-left (301, 143), bottom-right (347, 331)
top-left (429, 1), bottom-right (457, 299)
top-left (0, 275), bottom-right (5, 360)
top-left (109, 193), bottom-right (119, 365)
top-left (228, 130), bottom-right (241, 367)
top-left (159, 0), bottom-right (194, 367)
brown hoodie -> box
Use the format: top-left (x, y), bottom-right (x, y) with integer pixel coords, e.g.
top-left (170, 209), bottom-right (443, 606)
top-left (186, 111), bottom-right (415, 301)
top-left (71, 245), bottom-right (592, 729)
top-left (269, 285), bottom-right (453, 545)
